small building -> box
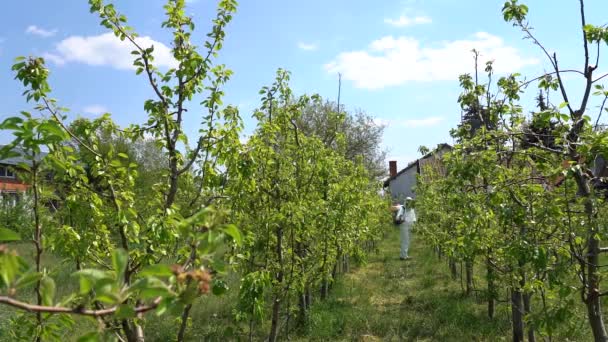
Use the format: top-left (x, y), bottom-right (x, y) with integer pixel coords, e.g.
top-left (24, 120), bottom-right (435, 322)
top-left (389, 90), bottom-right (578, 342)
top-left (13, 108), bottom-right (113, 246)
top-left (0, 146), bottom-right (46, 205)
top-left (383, 143), bottom-right (451, 202)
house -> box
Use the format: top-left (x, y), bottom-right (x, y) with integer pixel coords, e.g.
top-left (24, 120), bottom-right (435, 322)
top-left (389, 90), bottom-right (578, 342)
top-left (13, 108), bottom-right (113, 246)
top-left (0, 146), bottom-right (46, 205)
top-left (383, 144), bottom-right (452, 202)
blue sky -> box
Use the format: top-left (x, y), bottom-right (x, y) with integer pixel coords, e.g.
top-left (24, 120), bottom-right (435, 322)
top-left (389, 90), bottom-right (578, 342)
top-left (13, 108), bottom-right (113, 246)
top-left (1, 0), bottom-right (607, 171)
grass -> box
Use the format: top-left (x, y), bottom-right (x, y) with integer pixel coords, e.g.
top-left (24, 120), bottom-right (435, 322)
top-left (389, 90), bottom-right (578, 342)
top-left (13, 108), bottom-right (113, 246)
top-left (0, 243), bottom-right (95, 340)
top-left (0, 227), bottom-right (599, 341)
top-left (296, 227), bottom-right (513, 342)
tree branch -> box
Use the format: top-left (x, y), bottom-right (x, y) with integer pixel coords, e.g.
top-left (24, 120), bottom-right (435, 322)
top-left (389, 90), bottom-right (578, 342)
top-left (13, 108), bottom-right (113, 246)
top-left (552, 53), bottom-right (575, 116)
top-left (580, 0), bottom-right (590, 72)
top-left (0, 296), bottom-right (162, 317)
top-left (594, 94), bottom-right (608, 130)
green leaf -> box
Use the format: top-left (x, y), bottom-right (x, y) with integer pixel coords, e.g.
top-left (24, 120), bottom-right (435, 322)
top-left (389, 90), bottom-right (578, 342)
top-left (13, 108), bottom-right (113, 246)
top-left (40, 276), bottom-right (56, 306)
top-left (0, 252), bottom-right (23, 286)
top-left (77, 332), bottom-right (101, 342)
top-left (140, 264), bottom-right (173, 278)
top-left (112, 249), bottom-right (128, 281)
top-left (129, 277), bottom-right (171, 300)
top-left (116, 304), bottom-right (136, 319)
top-left (39, 121), bottom-right (67, 140)
top-left (212, 279), bottom-right (229, 296)
top-left (0, 228), bottom-right (21, 242)
top-left (74, 269), bottom-right (113, 294)
top-left (223, 224), bottom-right (242, 245)
top-left (14, 271), bottom-right (43, 289)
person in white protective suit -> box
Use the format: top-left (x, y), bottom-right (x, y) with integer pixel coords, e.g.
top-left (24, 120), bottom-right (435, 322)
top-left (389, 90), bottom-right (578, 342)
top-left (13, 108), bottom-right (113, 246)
top-left (392, 197), bottom-right (416, 260)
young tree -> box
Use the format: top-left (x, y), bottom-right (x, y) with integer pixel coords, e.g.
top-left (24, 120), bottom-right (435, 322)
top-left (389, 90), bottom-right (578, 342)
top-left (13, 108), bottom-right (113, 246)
top-left (229, 71), bottom-right (387, 341)
top-left (503, 1), bottom-right (608, 340)
top-left (0, 0), bottom-right (243, 340)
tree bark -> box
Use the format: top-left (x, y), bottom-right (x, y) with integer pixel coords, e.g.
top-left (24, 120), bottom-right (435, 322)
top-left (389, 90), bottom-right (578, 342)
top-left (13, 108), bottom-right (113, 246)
top-left (320, 279), bottom-right (329, 300)
top-left (523, 293), bottom-right (535, 342)
top-left (511, 289), bottom-right (524, 342)
top-left (586, 221), bottom-right (608, 342)
top-left (486, 255), bottom-right (496, 319)
top-left (32, 161), bottom-right (43, 342)
top-left (577, 173), bottom-right (608, 341)
top-left (268, 226), bottom-right (284, 342)
top-left (268, 295), bottom-right (282, 342)
top-left (449, 258), bottom-right (458, 280)
top-left (177, 304), bottom-right (192, 342)
top-left (465, 260), bottom-right (474, 296)
top-left (343, 254), bottom-right (350, 273)
top-left (298, 291), bottom-right (307, 326)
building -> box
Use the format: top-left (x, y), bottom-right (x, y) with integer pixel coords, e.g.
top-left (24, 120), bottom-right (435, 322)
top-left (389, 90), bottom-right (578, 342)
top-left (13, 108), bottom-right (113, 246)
top-left (383, 144), bottom-right (452, 202)
top-left (0, 146), bottom-right (46, 204)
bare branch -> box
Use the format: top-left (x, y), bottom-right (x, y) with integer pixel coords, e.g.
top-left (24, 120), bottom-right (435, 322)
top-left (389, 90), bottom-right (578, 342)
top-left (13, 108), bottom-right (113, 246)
top-left (594, 95), bottom-right (608, 129)
top-left (580, 0), bottom-right (590, 72)
top-left (0, 296), bottom-right (161, 317)
top-left (593, 73), bottom-right (608, 83)
top-left (41, 98), bottom-right (101, 158)
top-left (552, 53), bottom-right (576, 116)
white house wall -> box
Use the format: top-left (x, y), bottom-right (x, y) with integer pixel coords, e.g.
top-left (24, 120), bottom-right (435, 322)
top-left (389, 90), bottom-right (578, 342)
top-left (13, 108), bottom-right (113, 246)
top-left (388, 166), bottom-right (417, 202)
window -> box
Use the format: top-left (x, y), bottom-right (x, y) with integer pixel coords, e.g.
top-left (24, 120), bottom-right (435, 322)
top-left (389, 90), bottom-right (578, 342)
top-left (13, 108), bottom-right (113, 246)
top-left (0, 166), bottom-right (15, 178)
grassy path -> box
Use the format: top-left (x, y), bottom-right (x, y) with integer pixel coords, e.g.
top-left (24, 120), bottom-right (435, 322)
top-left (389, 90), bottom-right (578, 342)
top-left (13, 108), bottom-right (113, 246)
top-left (1, 227), bottom-right (595, 340)
top-left (298, 227), bottom-right (512, 341)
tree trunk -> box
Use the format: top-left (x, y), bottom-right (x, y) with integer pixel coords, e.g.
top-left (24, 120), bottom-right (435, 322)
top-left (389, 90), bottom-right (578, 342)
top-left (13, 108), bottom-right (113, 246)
top-left (32, 162), bottom-right (43, 342)
top-left (465, 260), bottom-right (473, 296)
top-left (177, 304), bottom-right (192, 342)
top-left (523, 293), bottom-right (535, 342)
top-left (122, 320), bottom-right (138, 342)
top-left (268, 295), bottom-right (281, 342)
top-left (268, 226), bottom-right (284, 342)
top-left (298, 291), bottom-right (307, 326)
top-left (487, 255), bottom-right (496, 319)
top-left (343, 254), bottom-right (350, 273)
top-left (449, 258), bottom-right (458, 280)
top-left (321, 279), bottom-right (329, 300)
top-left (586, 231), bottom-right (608, 342)
top-left (329, 257), bottom-right (339, 293)
top-left (306, 287), bottom-right (312, 308)
top-left (511, 289), bottom-right (524, 342)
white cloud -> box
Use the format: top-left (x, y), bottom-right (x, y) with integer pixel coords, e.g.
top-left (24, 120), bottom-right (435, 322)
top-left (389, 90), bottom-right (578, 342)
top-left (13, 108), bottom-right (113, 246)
top-left (83, 105), bottom-right (109, 116)
top-left (325, 32), bottom-right (539, 89)
top-left (26, 25), bottom-right (57, 38)
top-left (42, 53), bottom-right (66, 66)
top-left (45, 32), bottom-right (177, 70)
top-left (384, 15), bottom-right (431, 27)
top-left (297, 42), bottom-right (318, 51)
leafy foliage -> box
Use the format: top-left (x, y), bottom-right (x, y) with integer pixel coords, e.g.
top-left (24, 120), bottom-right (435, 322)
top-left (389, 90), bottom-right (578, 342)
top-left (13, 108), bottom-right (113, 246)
top-left (0, 1), bottom-right (388, 341)
top-left (417, 2), bottom-right (608, 340)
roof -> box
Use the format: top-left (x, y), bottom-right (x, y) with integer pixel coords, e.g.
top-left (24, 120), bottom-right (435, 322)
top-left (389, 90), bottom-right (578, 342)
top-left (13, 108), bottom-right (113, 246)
top-left (0, 145), bottom-right (48, 167)
top-left (383, 143), bottom-right (452, 187)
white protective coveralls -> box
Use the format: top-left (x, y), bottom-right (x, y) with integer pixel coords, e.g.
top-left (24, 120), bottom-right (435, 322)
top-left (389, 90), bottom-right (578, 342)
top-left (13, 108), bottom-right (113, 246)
top-left (396, 201), bottom-right (416, 259)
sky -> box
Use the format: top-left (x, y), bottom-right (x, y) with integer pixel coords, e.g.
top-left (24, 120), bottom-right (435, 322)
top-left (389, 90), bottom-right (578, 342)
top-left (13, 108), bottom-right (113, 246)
top-left (1, 0), bottom-right (608, 172)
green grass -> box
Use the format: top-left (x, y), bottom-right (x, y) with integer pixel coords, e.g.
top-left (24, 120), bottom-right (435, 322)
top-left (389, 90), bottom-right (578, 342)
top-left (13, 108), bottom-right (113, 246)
top-left (0, 228), bottom-right (599, 341)
top-left (295, 227), bottom-right (596, 341)
top-left (0, 243), bottom-right (95, 340)
top-left (297, 227), bottom-right (514, 341)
